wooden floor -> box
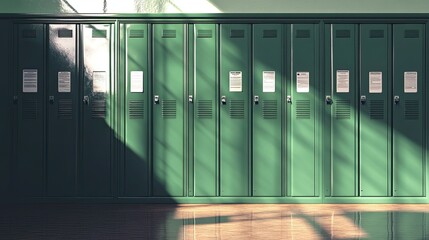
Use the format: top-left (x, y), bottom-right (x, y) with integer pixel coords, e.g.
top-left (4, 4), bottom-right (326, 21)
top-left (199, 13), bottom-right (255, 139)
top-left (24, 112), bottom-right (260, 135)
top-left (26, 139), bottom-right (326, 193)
top-left (1, 204), bottom-right (429, 239)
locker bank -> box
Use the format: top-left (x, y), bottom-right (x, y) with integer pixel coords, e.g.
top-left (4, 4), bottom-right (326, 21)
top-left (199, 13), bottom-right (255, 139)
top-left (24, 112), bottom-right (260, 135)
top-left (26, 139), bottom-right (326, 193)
top-left (0, 14), bottom-right (428, 204)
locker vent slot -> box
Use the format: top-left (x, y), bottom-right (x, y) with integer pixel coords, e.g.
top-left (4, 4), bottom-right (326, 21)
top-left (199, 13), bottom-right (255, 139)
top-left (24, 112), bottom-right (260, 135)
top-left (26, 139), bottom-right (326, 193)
top-left (263, 100), bottom-right (278, 119)
top-left (296, 30), bottom-right (310, 38)
top-left (22, 99), bottom-right (38, 119)
top-left (335, 100), bottom-right (351, 119)
top-left (369, 100), bottom-right (384, 119)
top-left (405, 100), bottom-right (419, 120)
top-left (58, 29), bottom-right (73, 38)
top-left (230, 30), bottom-right (244, 38)
top-left (22, 29), bottom-right (36, 38)
top-left (336, 30), bottom-right (350, 38)
top-left (91, 100), bottom-right (106, 118)
top-left (197, 30), bottom-right (213, 38)
top-left (162, 100), bottom-right (176, 119)
top-left (129, 29), bottom-right (144, 38)
top-left (369, 30), bottom-right (384, 38)
top-left (263, 30), bottom-right (277, 38)
top-left (404, 30), bottom-right (419, 38)
top-left (129, 100), bottom-right (144, 119)
top-left (162, 30), bottom-right (176, 38)
top-left (92, 29), bottom-right (107, 38)
top-left (230, 100), bottom-right (244, 119)
top-left (197, 100), bottom-right (213, 119)
top-left (295, 100), bottom-right (311, 119)
top-left (58, 99), bottom-right (73, 119)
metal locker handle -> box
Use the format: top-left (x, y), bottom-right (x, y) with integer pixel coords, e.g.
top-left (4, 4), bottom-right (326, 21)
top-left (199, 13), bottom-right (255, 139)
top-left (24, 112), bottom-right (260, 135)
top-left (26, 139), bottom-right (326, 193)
top-left (221, 96), bottom-right (227, 104)
top-left (49, 96), bottom-right (55, 104)
top-left (13, 96), bottom-right (18, 104)
top-left (325, 95), bottom-right (333, 105)
top-left (360, 95), bottom-right (366, 105)
top-left (287, 95), bottom-right (292, 103)
top-left (154, 95), bottom-right (160, 104)
top-left (394, 95), bottom-right (400, 104)
top-left (83, 96), bottom-right (89, 105)
top-left (188, 95), bottom-right (193, 103)
top-left (254, 95), bottom-right (259, 104)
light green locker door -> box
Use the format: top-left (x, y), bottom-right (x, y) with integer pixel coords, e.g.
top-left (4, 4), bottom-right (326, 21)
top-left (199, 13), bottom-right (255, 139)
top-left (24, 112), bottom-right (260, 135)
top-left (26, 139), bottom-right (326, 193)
top-left (359, 24), bottom-right (390, 197)
top-left (193, 24), bottom-right (218, 197)
top-left (121, 24), bottom-right (150, 196)
top-left (290, 24), bottom-right (319, 197)
top-left (220, 24), bottom-right (250, 197)
top-left (153, 24), bottom-right (185, 197)
top-left (252, 24), bottom-right (282, 197)
top-left (329, 24), bottom-right (358, 197)
top-left (392, 24), bottom-right (425, 196)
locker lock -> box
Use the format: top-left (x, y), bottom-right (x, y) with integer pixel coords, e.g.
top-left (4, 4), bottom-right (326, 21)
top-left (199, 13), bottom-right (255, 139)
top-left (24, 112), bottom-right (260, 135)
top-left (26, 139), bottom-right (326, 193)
top-left (83, 96), bottom-right (89, 105)
top-left (287, 95), bottom-right (292, 104)
top-left (360, 95), bottom-right (367, 105)
top-left (221, 96), bottom-right (227, 104)
top-left (254, 95), bottom-right (259, 104)
top-left (394, 95), bottom-right (400, 104)
top-left (49, 96), bottom-right (55, 104)
top-left (325, 95), bottom-right (333, 105)
top-left (154, 95), bottom-right (160, 104)
top-left (188, 95), bottom-right (193, 103)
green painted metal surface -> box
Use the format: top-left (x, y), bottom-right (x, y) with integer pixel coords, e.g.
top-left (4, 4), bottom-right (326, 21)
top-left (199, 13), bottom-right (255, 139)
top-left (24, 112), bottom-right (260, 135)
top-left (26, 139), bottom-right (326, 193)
top-left (252, 24), bottom-right (283, 197)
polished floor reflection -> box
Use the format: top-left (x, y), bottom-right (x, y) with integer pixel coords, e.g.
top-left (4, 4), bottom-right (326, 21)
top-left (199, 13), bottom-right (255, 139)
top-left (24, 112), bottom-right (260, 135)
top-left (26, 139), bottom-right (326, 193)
top-left (1, 204), bottom-right (429, 239)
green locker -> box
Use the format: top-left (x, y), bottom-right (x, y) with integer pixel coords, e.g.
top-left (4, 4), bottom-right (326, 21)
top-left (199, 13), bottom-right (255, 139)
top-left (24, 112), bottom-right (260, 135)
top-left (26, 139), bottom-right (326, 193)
top-left (14, 24), bottom-right (45, 196)
top-left (152, 24), bottom-right (185, 197)
top-left (121, 23), bottom-right (150, 196)
top-left (81, 24), bottom-right (113, 197)
top-left (359, 24), bottom-right (390, 197)
top-left (392, 24), bottom-right (425, 196)
top-left (193, 24), bottom-right (218, 197)
top-left (220, 24), bottom-right (250, 197)
top-left (289, 24), bottom-right (319, 197)
top-left (46, 24), bottom-right (78, 196)
top-left (328, 24), bottom-right (358, 197)
top-left (252, 24), bottom-right (282, 197)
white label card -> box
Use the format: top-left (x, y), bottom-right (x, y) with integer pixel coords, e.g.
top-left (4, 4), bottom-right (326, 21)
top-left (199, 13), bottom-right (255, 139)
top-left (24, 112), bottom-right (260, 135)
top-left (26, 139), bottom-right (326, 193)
top-left (58, 71), bottom-right (71, 93)
top-left (369, 72), bottom-right (382, 93)
top-left (336, 70), bottom-right (349, 93)
top-left (404, 71), bottom-right (417, 93)
top-left (229, 71), bottom-right (242, 92)
top-left (130, 71), bottom-right (144, 93)
top-left (296, 72), bottom-right (310, 93)
top-left (23, 69), bottom-right (38, 93)
top-left (263, 71), bottom-right (275, 93)
top-left (93, 71), bottom-right (107, 93)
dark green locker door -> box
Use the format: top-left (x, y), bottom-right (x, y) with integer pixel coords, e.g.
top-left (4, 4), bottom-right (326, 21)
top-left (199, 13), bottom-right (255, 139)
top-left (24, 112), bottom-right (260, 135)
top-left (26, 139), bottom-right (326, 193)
top-left (121, 24), bottom-right (150, 196)
top-left (81, 24), bottom-right (113, 197)
top-left (289, 24), bottom-right (319, 197)
top-left (329, 24), bottom-right (358, 197)
top-left (193, 24), bottom-right (218, 197)
top-left (359, 24), bottom-right (390, 197)
top-left (220, 24), bottom-right (250, 197)
top-left (252, 24), bottom-right (282, 197)
top-left (153, 24), bottom-right (185, 197)
top-left (392, 24), bottom-right (425, 196)
top-left (46, 24), bottom-right (78, 196)
top-left (14, 24), bottom-right (45, 196)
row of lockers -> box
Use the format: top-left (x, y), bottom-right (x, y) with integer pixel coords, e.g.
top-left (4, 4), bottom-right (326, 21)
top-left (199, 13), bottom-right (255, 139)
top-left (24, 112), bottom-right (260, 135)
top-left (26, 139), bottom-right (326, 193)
top-left (4, 21), bottom-right (427, 201)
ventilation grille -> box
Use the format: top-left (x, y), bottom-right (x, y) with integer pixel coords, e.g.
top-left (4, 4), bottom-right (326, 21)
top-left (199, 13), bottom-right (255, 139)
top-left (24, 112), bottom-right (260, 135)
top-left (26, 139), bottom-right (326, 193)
top-left (263, 100), bottom-right (277, 119)
top-left (197, 30), bottom-right (213, 38)
top-left (369, 100), bottom-right (384, 119)
top-left (404, 100), bottom-right (419, 120)
top-left (92, 29), bottom-right (107, 38)
top-left (296, 100), bottom-right (311, 119)
top-left (335, 100), bottom-right (351, 119)
top-left (92, 100), bottom-right (106, 118)
top-left (230, 100), bottom-right (244, 119)
top-left (162, 30), bottom-right (176, 38)
top-left (370, 30), bottom-right (384, 38)
top-left (58, 99), bottom-right (72, 119)
top-left (336, 30), bottom-right (350, 38)
top-left (129, 29), bottom-right (144, 38)
top-left (22, 29), bottom-right (36, 38)
top-left (197, 100), bottom-right (213, 119)
top-left (263, 30), bottom-right (277, 38)
top-left (162, 100), bottom-right (176, 119)
top-left (58, 29), bottom-right (73, 38)
top-left (230, 29), bottom-right (244, 38)
top-left (404, 30), bottom-right (419, 38)
top-left (22, 99), bottom-right (38, 119)
top-left (129, 100), bottom-right (144, 119)
top-left (296, 30), bottom-right (310, 38)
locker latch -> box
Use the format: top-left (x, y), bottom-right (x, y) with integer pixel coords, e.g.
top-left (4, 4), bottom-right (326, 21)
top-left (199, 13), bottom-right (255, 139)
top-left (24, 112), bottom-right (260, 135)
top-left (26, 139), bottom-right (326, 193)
top-left (394, 95), bottom-right (400, 104)
top-left (154, 95), bottom-right (160, 104)
top-left (188, 95), bottom-right (193, 103)
top-left (83, 96), bottom-right (90, 105)
top-left (254, 95), bottom-right (259, 104)
top-left (49, 96), bottom-right (55, 104)
top-left (221, 96), bottom-right (227, 104)
top-left (360, 95), bottom-right (367, 105)
top-left (325, 95), bottom-right (333, 105)
top-left (287, 95), bottom-right (292, 104)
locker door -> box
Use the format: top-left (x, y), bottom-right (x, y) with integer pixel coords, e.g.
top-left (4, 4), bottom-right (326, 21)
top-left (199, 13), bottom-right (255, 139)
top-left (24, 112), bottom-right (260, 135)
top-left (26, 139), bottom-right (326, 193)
top-left (121, 24), bottom-right (150, 197)
top-left (252, 24), bottom-right (282, 197)
top-left (47, 24), bottom-right (78, 196)
top-left (193, 24), bottom-right (218, 197)
top-left (392, 24), bottom-right (425, 196)
top-left (14, 24), bottom-right (45, 196)
top-left (359, 24), bottom-right (390, 197)
top-left (220, 24), bottom-right (251, 197)
top-left (328, 24), bottom-right (358, 197)
top-left (153, 24), bottom-right (185, 197)
top-left (81, 24), bottom-right (113, 197)
top-left (290, 24), bottom-right (319, 197)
